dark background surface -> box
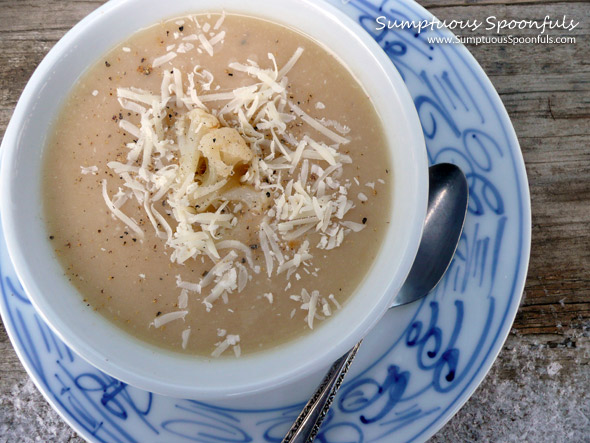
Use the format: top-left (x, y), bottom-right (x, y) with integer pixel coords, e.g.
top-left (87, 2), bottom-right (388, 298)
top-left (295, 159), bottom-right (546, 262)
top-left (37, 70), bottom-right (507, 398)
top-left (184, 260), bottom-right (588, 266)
top-left (1, 0), bottom-right (589, 441)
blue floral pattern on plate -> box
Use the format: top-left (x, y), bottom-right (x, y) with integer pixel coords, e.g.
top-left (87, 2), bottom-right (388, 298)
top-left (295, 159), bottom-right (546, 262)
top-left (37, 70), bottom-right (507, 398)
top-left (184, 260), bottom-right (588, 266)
top-left (0, 0), bottom-right (530, 441)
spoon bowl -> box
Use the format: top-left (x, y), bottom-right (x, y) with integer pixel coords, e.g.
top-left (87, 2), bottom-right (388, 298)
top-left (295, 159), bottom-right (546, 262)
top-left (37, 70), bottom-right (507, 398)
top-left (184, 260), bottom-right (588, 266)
top-left (393, 163), bottom-right (469, 306)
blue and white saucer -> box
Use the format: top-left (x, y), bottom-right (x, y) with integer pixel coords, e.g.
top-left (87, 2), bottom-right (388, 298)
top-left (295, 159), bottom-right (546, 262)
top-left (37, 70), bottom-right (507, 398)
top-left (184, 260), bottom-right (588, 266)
top-left (0, 0), bottom-right (530, 441)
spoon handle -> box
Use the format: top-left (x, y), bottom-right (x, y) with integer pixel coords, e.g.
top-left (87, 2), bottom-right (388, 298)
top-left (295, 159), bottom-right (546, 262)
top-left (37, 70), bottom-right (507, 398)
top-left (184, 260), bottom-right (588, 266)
top-left (282, 340), bottom-right (362, 443)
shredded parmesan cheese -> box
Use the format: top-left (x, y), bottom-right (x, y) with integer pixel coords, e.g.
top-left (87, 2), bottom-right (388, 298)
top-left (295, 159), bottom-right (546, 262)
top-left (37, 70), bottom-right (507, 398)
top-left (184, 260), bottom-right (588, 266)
top-left (178, 289), bottom-right (189, 309)
top-left (80, 165), bottom-right (98, 175)
top-left (99, 37), bottom-right (373, 354)
top-left (101, 180), bottom-right (144, 239)
top-left (153, 52), bottom-right (177, 67)
top-left (211, 334), bottom-right (240, 357)
top-left (152, 311), bottom-right (188, 328)
top-left (181, 328), bottom-right (191, 349)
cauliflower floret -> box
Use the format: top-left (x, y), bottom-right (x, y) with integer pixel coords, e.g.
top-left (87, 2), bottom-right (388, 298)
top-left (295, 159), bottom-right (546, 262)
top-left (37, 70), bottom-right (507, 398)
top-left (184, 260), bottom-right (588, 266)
top-left (198, 127), bottom-right (254, 181)
top-left (175, 109), bottom-right (221, 186)
top-left (172, 109), bottom-right (255, 214)
top-left (175, 109), bottom-right (254, 187)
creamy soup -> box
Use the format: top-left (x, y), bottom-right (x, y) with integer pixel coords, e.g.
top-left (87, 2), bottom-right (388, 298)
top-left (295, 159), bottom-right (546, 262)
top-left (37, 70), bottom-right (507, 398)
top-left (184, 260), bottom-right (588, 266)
top-left (43, 13), bottom-right (391, 357)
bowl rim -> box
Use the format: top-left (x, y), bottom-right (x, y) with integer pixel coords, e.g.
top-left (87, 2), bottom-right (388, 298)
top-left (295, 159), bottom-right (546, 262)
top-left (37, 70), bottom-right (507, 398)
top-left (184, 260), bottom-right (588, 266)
top-left (0, 0), bottom-right (428, 399)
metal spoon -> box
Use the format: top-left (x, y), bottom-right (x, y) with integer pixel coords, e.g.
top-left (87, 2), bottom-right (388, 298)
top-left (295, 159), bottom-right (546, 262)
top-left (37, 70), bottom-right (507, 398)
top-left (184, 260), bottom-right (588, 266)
top-left (282, 163), bottom-right (469, 443)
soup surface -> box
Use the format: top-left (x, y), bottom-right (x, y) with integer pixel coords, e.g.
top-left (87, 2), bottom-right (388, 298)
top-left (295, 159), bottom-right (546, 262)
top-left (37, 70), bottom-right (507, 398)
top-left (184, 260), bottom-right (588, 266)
top-left (43, 13), bottom-right (391, 357)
